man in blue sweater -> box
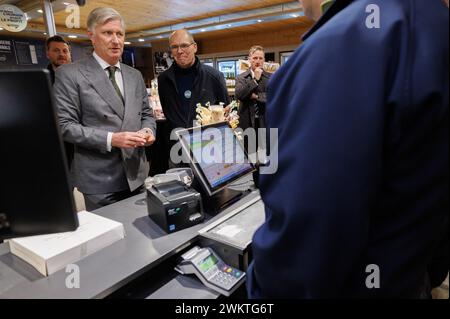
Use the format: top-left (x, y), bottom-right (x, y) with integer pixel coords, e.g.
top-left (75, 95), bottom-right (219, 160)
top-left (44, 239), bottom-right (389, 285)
top-left (248, 0), bottom-right (449, 298)
top-left (158, 29), bottom-right (230, 140)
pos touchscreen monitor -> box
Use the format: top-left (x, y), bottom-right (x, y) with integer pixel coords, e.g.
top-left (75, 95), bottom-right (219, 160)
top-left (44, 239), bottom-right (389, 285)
top-left (176, 121), bottom-right (256, 198)
top-left (0, 69), bottom-right (79, 240)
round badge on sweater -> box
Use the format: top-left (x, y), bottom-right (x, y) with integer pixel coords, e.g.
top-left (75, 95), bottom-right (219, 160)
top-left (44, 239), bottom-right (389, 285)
top-left (184, 90), bottom-right (192, 99)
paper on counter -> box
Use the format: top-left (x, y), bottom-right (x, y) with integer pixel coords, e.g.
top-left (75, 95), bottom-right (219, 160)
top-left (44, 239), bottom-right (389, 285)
top-left (215, 225), bottom-right (242, 238)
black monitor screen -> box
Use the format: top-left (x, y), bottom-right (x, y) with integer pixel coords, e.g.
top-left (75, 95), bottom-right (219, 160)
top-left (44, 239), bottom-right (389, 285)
top-left (177, 122), bottom-right (255, 195)
top-left (0, 69), bottom-right (79, 239)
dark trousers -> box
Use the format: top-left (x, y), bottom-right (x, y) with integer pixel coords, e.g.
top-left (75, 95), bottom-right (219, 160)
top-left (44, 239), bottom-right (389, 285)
top-left (242, 115), bottom-right (266, 155)
top-left (83, 186), bottom-right (144, 211)
top-left (252, 115), bottom-right (265, 189)
top-left (65, 142), bottom-right (74, 170)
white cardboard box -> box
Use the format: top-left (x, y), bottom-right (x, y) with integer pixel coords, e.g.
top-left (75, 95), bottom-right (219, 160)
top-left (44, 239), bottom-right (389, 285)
top-left (8, 211), bottom-right (125, 276)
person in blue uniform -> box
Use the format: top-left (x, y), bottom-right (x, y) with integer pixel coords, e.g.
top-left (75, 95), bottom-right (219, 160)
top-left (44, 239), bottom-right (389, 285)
top-left (248, 0), bottom-right (449, 298)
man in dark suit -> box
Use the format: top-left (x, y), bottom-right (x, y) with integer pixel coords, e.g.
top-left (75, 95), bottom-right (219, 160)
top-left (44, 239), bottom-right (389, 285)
top-left (235, 46), bottom-right (271, 154)
top-left (248, 0), bottom-right (449, 298)
top-left (55, 7), bottom-right (156, 210)
top-left (46, 35), bottom-right (74, 170)
top-left (46, 35), bottom-right (71, 85)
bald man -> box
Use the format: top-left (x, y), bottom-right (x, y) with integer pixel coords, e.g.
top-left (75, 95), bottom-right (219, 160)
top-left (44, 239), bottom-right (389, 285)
top-left (157, 29), bottom-right (230, 155)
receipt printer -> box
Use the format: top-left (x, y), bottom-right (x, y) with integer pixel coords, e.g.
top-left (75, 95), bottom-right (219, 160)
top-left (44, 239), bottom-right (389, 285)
top-left (147, 180), bottom-right (204, 233)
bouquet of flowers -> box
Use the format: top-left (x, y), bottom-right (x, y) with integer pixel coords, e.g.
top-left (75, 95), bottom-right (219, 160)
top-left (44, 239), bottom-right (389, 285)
top-left (195, 101), bottom-right (240, 129)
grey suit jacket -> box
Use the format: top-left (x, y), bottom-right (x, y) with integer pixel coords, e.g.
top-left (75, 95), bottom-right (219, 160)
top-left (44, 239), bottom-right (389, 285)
top-left (54, 55), bottom-right (156, 194)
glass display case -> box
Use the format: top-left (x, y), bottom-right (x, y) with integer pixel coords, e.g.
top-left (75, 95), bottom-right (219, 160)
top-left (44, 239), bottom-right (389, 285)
top-left (217, 59), bottom-right (238, 88)
top-left (280, 51), bottom-right (294, 64)
top-left (200, 58), bottom-right (214, 68)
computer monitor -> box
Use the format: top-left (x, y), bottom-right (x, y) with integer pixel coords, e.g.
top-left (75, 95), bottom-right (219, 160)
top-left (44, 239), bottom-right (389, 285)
top-left (0, 69), bottom-right (79, 240)
top-left (176, 122), bottom-right (255, 212)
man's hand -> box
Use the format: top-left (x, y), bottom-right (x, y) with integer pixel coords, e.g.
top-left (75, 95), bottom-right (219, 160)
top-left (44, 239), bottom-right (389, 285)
top-left (251, 93), bottom-right (259, 100)
top-left (223, 104), bottom-right (231, 117)
top-left (254, 67), bottom-right (263, 81)
top-left (111, 132), bottom-right (147, 149)
top-left (137, 128), bottom-right (156, 146)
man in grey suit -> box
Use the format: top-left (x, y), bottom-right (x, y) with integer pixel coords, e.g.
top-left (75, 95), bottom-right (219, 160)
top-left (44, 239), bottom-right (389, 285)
top-left (55, 7), bottom-right (156, 211)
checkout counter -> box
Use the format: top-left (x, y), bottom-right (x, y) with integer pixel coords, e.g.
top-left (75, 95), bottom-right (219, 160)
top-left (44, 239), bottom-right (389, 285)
top-left (0, 94), bottom-right (265, 299)
top-left (0, 181), bottom-right (264, 299)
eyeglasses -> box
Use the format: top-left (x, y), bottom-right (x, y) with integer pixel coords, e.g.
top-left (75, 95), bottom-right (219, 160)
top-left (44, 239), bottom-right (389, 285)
top-left (169, 42), bottom-right (195, 51)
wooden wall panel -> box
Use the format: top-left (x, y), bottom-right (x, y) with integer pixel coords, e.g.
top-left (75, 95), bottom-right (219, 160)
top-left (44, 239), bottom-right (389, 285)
top-left (134, 47), bottom-right (154, 86)
top-left (151, 40), bottom-right (170, 53)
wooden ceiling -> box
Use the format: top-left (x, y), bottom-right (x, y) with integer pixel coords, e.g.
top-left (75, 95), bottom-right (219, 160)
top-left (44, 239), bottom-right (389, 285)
top-left (0, 0), bottom-right (308, 43)
top-left (193, 16), bottom-right (312, 40)
top-left (49, 0), bottom-right (295, 32)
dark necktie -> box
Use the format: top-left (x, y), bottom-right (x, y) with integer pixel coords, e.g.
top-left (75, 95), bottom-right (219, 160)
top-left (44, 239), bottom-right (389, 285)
top-left (255, 103), bottom-right (260, 118)
top-left (106, 66), bottom-right (124, 104)
top-left (254, 77), bottom-right (260, 118)
top-left (255, 81), bottom-right (259, 118)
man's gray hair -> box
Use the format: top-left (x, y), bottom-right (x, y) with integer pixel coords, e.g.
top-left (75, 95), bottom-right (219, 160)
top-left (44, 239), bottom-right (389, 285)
top-left (87, 7), bottom-right (125, 33)
top-left (249, 45), bottom-right (264, 57)
top-left (169, 29), bottom-right (195, 44)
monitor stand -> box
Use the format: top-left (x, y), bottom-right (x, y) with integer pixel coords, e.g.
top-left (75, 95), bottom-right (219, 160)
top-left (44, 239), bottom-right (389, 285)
top-left (202, 187), bottom-right (246, 215)
top-left (190, 178), bottom-right (250, 216)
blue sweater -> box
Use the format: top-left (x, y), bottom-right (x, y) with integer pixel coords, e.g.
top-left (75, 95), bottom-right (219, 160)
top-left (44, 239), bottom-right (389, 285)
top-left (174, 61), bottom-right (198, 121)
top-left (248, 0), bottom-right (449, 298)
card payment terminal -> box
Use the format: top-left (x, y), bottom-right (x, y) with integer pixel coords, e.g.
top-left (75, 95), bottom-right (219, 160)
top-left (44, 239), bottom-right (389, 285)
top-left (175, 246), bottom-right (246, 296)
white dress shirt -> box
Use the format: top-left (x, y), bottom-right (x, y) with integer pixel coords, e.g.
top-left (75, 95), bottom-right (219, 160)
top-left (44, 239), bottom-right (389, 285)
top-left (93, 52), bottom-right (124, 152)
top-left (250, 68), bottom-right (259, 85)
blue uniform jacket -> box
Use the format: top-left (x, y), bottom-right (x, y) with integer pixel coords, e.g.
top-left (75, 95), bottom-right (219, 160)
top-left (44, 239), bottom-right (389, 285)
top-left (248, 0), bottom-right (449, 298)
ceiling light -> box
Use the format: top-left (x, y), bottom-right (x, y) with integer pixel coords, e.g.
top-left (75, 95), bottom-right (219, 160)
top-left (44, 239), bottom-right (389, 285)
top-left (68, 35), bottom-right (77, 38)
top-left (227, 24), bottom-right (232, 27)
top-left (157, 35), bottom-right (163, 39)
top-left (37, 9), bottom-right (43, 13)
top-left (43, 32), bottom-right (47, 35)
top-left (0, 27), bottom-right (4, 31)
top-left (200, 29), bottom-right (206, 32)
top-left (63, 2), bottom-right (71, 5)
top-left (124, 41), bottom-right (131, 45)
top-left (138, 38), bottom-right (145, 42)
top-left (291, 14), bottom-right (299, 18)
top-left (257, 19), bottom-right (263, 23)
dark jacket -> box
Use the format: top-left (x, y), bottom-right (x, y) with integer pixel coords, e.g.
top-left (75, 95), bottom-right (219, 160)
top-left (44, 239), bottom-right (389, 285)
top-left (248, 0), bottom-right (449, 298)
top-left (158, 57), bottom-right (230, 136)
top-left (47, 63), bottom-right (55, 85)
top-left (235, 69), bottom-right (270, 130)
top-left (48, 62), bottom-right (74, 170)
